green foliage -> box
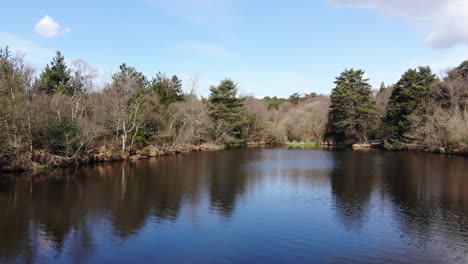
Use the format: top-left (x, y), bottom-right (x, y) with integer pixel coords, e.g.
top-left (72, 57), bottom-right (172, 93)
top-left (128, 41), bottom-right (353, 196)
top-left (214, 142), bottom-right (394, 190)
top-left (287, 141), bottom-right (317, 148)
top-left (150, 72), bottom-right (184, 107)
top-left (208, 79), bottom-right (248, 146)
top-left (34, 116), bottom-right (79, 156)
top-left (111, 63), bottom-right (148, 93)
top-left (0, 47), bottom-right (16, 155)
top-left (264, 96), bottom-right (286, 110)
top-left (132, 134), bottom-right (147, 148)
top-left (36, 51), bottom-right (73, 95)
top-left (379, 82), bottom-right (386, 93)
top-left (383, 139), bottom-right (404, 150)
top-left (0, 46), bottom-right (32, 156)
top-left (0, 46), bottom-right (28, 96)
top-left (328, 69), bottom-right (377, 144)
top-left (289, 92), bottom-right (302, 105)
top-left (457, 60), bottom-right (468, 72)
top-left (384, 66), bottom-right (437, 142)
top-left (3, 41), bottom-right (468, 171)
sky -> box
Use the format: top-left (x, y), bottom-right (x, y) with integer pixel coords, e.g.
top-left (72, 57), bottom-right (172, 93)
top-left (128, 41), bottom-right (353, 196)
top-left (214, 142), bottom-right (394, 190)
top-left (1, 0), bottom-right (467, 97)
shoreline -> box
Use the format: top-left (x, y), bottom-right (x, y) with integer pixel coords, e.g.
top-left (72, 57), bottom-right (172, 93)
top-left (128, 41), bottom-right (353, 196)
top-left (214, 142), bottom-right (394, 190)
top-left (0, 143), bottom-right (226, 173)
top-left (1, 141), bottom-right (466, 174)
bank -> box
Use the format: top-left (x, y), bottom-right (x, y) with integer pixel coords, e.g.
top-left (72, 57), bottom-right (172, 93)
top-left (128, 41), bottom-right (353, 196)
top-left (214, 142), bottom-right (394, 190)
top-left (1, 140), bottom-right (466, 174)
top-left (0, 143), bottom-right (226, 173)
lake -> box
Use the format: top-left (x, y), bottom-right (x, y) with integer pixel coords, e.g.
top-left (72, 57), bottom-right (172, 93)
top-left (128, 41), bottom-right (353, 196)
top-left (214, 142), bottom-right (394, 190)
top-left (0, 148), bottom-right (467, 263)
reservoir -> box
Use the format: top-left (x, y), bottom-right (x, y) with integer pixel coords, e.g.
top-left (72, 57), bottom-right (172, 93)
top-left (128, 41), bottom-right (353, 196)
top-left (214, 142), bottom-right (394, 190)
top-left (0, 148), bottom-right (467, 263)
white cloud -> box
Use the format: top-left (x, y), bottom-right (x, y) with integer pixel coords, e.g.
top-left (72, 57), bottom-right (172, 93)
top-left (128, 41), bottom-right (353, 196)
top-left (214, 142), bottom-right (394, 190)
top-left (34, 15), bottom-right (70, 38)
top-left (424, 1), bottom-right (468, 49)
top-left (181, 41), bottom-right (236, 58)
top-left (329, 0), bottom-right (468, 49)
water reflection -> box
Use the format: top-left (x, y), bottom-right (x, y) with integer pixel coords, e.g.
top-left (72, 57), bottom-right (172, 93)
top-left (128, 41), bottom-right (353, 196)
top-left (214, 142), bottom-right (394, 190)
top-left (330, 150), bottom-right (376, 231)
top-left (0, 149), bottom-right (467, 263)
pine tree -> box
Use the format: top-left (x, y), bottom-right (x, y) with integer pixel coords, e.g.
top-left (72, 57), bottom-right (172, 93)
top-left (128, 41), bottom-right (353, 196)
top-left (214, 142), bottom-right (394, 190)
top-left (328, 69), bottom-right (377, 144)
top-left (456, 60), bottom-right (468, 79)
top-left (384, 66), bottom-right (437, 144)
top-left (289, 92), bottom-right (301, 105)
top-left (36, 51), bottom-right (73, 95)
top-left (208, 79), bottom-right (248, 146)
top-left (149, 72), bottom-right (184, 107)
top-left (379, 82), bottom-right (386, 92)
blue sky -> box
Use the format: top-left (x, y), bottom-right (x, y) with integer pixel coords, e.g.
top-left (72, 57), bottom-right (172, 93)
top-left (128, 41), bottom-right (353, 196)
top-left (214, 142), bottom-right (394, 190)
top-left (1, 0), bottom-right (467, 97)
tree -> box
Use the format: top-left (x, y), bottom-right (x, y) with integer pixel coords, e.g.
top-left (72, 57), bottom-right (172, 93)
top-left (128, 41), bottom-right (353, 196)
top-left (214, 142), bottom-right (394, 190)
top-left (264, 96), bottom-right (285, 110)
top-left (457, 60), bottom-right (468, 75)
top-left (278, 96), bottom-right (330, 142)
top-left (104, 64), bottom-right (148, 153)
top-left (244, 97), bottom-right (272, 142)
top-left (0, 46), bottom-right (34, 156)
top-left (69, 59), bottom-right (97, 94)
top-left (208, 79), bottom-right (248, 146)
top-left (384, 66), bottom-right (437, 144)
top-left (149, 72), bottom-right (184, 107)
top-left (429, 61), bottom-right (468, 112)
top-left (379, 82), bottom-right (386, 93)
top-left (327, 69), bottom-right (377, 144)
top-left (408, 62), bottom-right (468, 152)
top-left (165, 93), bottom-right (212, 146)
top-left (36, 51), bottom-right (73, 95)
top-left (289, 92), bottom-right (302, 105)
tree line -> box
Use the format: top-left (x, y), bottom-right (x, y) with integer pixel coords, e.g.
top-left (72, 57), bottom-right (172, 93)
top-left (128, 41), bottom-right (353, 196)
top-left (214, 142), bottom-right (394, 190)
top-left (327, 64), bottom-right (467, 152)
top-left (0, 46), bottom-right (467, 169)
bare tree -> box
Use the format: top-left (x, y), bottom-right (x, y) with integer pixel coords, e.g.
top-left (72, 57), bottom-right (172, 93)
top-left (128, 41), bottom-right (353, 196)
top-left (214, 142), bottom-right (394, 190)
top-left (103, 64), bottom-right (147, 153)
top-left (164, 77), bottom-right (211, 146)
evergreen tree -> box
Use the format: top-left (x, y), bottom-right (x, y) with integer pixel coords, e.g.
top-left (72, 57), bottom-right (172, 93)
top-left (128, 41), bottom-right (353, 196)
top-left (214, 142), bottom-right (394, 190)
top-left (457, 60), bottom-right (468, 71)
top-left (208, 79), bottom-right (248, 146)
top-left (264, 96), bottom-right (285, 110)
top-left (149, 72), bottom-right (184, 107)
top-left (456, 60), bottom-right (468, 79)
top-left (328, 69), bottom-right (377, 144)
top-left (289, 92), bottom-right (301, 105)
top-left (384, 66), bottom-right (437, 144)
top-left (379, 82), bottom-right (386, 92)
top-left (36, 51), bottom-right (73, 95)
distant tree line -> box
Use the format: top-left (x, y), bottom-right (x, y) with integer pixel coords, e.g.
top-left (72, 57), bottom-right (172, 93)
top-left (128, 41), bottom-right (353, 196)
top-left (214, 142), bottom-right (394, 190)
top-left (0, 46), bottom-right (467, 169)
top-left (326, 63), bottom-right (467, 152)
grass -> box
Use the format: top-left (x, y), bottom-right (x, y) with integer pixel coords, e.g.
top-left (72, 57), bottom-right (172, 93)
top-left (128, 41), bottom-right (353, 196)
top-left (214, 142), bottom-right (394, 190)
top-left (286, 141), bottom-right (317, 148)
top-left (36, 164), bottom-right (51, 172)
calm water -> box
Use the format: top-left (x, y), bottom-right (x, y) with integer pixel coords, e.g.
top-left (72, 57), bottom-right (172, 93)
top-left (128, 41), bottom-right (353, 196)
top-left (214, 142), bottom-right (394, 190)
top-left (0, 148), bottom-right (467, 264)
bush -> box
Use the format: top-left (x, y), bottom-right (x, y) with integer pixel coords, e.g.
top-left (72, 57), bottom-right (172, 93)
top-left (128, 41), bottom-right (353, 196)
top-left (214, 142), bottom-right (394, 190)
top-left (34, 116), bottom-right (80, 156)
top-left (287, 141), bottom-right (317, 148)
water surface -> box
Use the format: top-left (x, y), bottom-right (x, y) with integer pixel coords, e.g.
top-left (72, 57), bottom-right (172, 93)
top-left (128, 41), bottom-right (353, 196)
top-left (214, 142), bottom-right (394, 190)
top-left (1, 149), bottom-right (467, 263)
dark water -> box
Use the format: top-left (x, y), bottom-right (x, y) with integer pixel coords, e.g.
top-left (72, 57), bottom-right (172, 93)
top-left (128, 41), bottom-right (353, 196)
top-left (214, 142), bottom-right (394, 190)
top-left (1, 149), bottom-right (467, 264)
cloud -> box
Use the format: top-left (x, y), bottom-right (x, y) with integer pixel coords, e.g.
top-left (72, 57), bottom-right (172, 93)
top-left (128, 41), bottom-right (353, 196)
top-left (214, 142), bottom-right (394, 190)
top-left (181, 41), bottom-right (236, 58)
top-left (328, 0), bottom-right (468, 49)
top-left (34, 15), bottom-right (70, 38)
top-left (0, 32), bottom-right (55, 66)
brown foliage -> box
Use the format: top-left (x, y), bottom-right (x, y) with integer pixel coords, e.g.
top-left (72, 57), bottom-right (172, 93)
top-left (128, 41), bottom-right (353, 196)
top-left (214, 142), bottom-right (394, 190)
top-left (409, 66), bottom-right (468, 152)
top-left (164, 94), bottom-right (212, 146)
top-left (243, 95), bottom-right (330, 143)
